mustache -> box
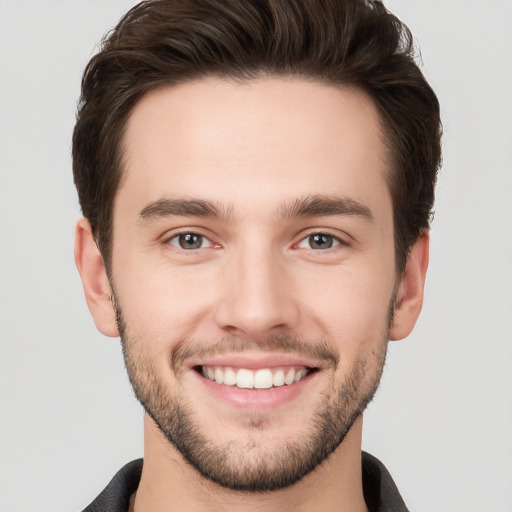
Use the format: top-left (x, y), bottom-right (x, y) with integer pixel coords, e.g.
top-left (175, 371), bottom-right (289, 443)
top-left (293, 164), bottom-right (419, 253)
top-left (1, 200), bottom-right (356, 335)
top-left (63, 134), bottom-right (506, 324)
top-left (170, 334), bottom-right (339, 373)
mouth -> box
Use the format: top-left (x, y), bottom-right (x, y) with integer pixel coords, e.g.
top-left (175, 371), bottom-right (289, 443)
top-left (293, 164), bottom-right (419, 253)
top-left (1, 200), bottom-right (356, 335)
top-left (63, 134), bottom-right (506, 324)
top-left (195, 364), bottom-right (317, 390)
top-left (188, 354), bottom-right (323, 408)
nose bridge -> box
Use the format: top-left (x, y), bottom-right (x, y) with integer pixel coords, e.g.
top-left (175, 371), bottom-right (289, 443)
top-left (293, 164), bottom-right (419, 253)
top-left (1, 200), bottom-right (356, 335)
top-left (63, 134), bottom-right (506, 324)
top-left (215, 237), bottom-right (298, 337)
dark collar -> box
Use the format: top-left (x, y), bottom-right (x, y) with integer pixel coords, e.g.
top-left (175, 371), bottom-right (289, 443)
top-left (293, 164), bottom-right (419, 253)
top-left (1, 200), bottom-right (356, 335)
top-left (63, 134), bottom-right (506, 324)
top-left (82, 452), bottom-right (408, 512)
top-left (82, 459), bottom-right (142, 512)
top-left (361, 452), bottom-right (409, 512)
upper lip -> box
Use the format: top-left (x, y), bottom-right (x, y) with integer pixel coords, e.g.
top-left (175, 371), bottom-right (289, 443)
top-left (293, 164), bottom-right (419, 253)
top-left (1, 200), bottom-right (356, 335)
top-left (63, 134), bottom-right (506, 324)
top-left (188, 353), bottom-right (321, 370)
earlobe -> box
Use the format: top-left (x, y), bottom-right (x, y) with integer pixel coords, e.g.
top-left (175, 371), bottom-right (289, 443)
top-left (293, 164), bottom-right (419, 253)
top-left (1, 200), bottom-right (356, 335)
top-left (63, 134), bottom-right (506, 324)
top-left (389, 231), bottom-right (430, 341)
top-left (74, 218), bottom-right (119, 338)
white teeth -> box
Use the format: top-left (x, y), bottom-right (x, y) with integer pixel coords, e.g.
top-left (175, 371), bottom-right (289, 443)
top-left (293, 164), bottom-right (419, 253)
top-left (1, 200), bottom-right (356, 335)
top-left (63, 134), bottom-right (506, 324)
top-left (201, 365), bottom-right (310, 389)
top-left (254, 369), bottom-right (273, 389)
top-left (214, 367), bottom-right (224, 384)
top-left (284, 368), bottom-right (296, 385)
top-left (273, 370), bottom-right (285, 387)
top-left (294, 369), bottom-right (307, 382)
top-left (223, 367), bottom-right (237, 386)
top-left (236, 368), bottom-right (254, 389)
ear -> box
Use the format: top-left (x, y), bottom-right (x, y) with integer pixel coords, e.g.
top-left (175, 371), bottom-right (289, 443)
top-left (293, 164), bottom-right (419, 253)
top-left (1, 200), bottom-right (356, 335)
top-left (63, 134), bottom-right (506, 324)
top-left (389, 231), bottom-right (430, 341)
top-left (74, 218), bottom-right (119, 338)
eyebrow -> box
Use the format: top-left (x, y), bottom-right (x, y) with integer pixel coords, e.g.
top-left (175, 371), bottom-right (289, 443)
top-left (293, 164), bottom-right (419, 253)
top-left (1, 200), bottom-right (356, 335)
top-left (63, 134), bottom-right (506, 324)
top-left (276, 195), bottom-right (374, 222)
top-left (138, 194), bottom-right (373, 223)
top-left (139, 198), bottom-right (232, 222)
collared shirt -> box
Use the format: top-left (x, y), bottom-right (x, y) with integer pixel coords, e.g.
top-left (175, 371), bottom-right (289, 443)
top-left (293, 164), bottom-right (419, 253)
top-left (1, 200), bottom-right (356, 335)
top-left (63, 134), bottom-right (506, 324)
top-left (81, 452), bottom-right (409, 511)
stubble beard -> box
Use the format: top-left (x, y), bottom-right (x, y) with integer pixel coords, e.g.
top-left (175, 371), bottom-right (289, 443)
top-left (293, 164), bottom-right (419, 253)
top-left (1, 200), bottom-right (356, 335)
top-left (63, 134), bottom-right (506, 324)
top-left (115, 297), bottom-right (391, 493)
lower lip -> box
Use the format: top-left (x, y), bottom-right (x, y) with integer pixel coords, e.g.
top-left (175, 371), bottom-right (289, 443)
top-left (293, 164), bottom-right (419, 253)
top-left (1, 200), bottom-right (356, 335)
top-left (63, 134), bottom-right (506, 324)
top-left (192, 370), bottom-right (317, 409)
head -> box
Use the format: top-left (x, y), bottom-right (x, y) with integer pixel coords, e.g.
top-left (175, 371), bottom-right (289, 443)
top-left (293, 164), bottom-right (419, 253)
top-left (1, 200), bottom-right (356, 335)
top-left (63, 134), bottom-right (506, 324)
top-left (73, 0), bottom-right (440, 494)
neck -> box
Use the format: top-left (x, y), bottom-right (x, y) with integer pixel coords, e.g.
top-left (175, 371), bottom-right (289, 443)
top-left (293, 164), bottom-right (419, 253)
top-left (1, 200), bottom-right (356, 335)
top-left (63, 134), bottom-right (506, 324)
top-left (130, 414), bottom-right (368, 512)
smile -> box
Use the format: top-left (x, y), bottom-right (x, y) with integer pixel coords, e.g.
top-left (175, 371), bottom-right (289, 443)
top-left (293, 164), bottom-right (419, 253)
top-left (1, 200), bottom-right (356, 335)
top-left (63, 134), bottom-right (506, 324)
top-left (199, 365), bottom-right (314, 389)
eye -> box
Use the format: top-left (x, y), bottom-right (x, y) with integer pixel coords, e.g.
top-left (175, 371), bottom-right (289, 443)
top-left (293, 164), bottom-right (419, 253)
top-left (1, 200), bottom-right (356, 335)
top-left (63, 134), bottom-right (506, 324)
top-left (297, 233), bottom-right (341, 250)
top-left (168, 232), bottom-right (213, 250)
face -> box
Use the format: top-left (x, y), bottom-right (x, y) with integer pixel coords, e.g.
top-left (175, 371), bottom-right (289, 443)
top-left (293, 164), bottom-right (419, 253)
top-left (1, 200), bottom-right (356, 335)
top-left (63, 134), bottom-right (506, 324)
top-left (92, 78), bottom-right (405, 490)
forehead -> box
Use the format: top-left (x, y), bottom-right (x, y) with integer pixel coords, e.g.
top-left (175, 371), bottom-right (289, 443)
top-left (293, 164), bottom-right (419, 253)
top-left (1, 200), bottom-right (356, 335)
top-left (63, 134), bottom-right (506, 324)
top-left (118, 77), bottom-right (391, 223)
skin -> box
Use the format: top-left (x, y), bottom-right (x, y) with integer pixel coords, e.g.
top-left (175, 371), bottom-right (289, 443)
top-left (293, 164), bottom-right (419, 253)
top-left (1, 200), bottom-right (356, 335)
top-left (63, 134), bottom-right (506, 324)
top-left (75, 77), bottom-right (429, 512)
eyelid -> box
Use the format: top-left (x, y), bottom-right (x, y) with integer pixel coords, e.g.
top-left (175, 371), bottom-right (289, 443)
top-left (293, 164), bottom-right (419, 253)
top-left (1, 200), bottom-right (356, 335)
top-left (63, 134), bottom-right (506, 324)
top-left (160, 227), bottom-right (350, 252)
top-left (163, 229), bottom-right (219, 250)
top-left (294, 230), bottom-right (350, 250)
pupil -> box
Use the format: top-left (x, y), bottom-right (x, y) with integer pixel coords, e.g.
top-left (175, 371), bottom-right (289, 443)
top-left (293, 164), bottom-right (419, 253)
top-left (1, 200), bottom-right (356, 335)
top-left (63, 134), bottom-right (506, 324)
top-left (179, 233), bottom-right (202, 249)
top-left (310, 234), bottom-right (333, 249)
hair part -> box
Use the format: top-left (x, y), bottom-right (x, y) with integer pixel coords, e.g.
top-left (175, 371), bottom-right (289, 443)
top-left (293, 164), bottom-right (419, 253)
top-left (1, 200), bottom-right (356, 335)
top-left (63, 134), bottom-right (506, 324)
top-left (73, 0), bottom-right (442, 274)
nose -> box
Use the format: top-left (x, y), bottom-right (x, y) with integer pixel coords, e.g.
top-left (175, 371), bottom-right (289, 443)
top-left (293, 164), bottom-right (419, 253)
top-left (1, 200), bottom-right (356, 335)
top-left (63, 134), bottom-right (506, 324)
top-left (214, 242), bottom-right (299, 340)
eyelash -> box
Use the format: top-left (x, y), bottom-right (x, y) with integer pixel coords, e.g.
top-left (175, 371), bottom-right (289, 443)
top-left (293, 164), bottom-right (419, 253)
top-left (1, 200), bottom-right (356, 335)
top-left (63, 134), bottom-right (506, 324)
top-left (165, 231), bottom-right (217, 252)
top-left (164, 230), bottom-right (348, 253)
top-left (295, 232), bottom-right (345, 251)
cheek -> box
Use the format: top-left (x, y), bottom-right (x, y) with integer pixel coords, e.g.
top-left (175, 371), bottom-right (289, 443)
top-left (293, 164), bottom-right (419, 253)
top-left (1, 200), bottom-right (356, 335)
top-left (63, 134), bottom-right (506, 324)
top-left (300, 263), bottom-right (395, 349)
top-left (113, 259), bottom-right (218, 337)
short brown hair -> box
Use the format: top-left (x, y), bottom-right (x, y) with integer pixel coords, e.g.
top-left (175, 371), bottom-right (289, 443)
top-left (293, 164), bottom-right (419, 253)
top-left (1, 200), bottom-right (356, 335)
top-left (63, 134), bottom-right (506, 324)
top-left (73, 0), bottom-right (441, 273)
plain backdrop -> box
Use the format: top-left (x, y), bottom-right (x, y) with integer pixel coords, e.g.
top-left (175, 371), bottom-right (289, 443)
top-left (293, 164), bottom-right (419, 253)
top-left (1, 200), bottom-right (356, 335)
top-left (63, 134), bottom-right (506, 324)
top-left (0, 1), bottom-right (511, 511)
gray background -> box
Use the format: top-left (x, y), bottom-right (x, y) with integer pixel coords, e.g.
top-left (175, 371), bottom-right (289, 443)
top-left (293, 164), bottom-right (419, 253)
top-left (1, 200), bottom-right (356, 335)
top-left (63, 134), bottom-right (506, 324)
top-left (1, 1), bottom-right (511, 510)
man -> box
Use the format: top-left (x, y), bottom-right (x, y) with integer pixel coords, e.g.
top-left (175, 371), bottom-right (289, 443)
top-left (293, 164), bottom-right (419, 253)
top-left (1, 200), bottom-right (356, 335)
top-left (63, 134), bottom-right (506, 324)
top-left (73, 0), bottom-right (441, 510)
